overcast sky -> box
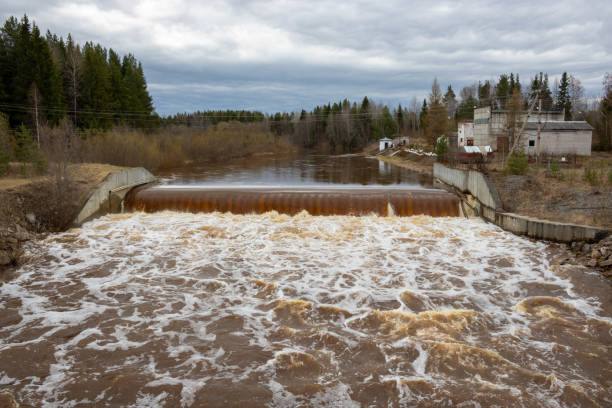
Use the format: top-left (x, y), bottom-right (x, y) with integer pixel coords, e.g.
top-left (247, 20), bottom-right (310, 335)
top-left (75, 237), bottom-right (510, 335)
top-left (2, 0), bottom-right (611, 115)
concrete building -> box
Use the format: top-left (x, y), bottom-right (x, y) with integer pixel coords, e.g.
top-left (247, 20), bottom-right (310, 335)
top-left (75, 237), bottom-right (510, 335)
top-left (379, 138), bottom-right (392, 151)
top-left (393, 136), bottom-right (409, 147)
top-left (521, 121), bottom-right (593, 156)
top-left (474, 106), bottom-right (564, 150)
top-left (457, 120), bottom-right (474, 147)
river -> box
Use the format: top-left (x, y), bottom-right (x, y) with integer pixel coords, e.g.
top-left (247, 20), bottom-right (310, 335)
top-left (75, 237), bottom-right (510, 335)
top-left (0, 155), bottom-right (610, 407)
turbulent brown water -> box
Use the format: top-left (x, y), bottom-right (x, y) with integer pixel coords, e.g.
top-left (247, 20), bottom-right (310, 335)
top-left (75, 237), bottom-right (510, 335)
top-left (1, 212), bottom-right (611, 407)
top-left (125, 186), bottom-right (460, 217)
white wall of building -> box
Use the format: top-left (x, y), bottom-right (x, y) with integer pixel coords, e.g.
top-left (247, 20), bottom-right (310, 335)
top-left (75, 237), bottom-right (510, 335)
top-left (521, 130), bottom-right (592, 156)
top-left (457, 122), bottom-right (473, 146)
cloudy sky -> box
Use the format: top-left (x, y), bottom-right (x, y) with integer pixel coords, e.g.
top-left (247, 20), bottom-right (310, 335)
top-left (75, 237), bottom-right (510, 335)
top-left (2, 0), bottom-right (611, 115)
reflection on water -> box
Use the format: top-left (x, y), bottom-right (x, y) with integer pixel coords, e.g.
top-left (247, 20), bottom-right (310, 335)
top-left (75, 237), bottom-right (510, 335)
top-left (156, 154), bottom-right (433, 188)
top-left (1, 212), bottom-right (611, 407)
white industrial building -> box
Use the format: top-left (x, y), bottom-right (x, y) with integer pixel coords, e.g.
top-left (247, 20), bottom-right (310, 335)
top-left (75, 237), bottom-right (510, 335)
top-left (457, 120), bottom-right (474, 147)
top-left (470, 106), bottom-right (592, 156)
top-left (521, 121), bottom-right (593, 156)
top-left (473, 106), bottom-right (564, 150)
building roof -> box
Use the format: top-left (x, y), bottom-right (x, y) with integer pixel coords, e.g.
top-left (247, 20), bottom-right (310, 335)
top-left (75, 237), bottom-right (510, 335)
top-left (379, 137), bottom-right (393, 141)
top-left (525, 121), bottom-right (594, 131)
top-left (491, 109), bottom-right (563, 114)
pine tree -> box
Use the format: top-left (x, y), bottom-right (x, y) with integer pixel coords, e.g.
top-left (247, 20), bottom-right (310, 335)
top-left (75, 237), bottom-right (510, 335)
top-left (443, 85), bottom-right (457, 118)
top-left (419, 99), bottom-right (428, 131)
top-left (79, 42), bottom-right (112, 128)
top-left (478, 80), bottom-right (491, 105)
top-left (495, 75), bottom-right (510, 109)
top-left (556, 72), bottom-right (571, 120)
top-left (396, 103), bottom-right (404, 133)
top-left (426, 78), bottom-right (448, 147)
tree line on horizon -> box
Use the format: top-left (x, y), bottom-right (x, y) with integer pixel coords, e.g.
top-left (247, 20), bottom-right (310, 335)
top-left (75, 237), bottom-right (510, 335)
top-left (0, 13), bottom-right (610, 158)
top-left (0, 15), bottom-right (156, 130)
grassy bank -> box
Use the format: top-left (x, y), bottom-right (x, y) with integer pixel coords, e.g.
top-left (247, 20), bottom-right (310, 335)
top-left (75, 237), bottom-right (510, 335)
top-left (488, 152), bottom-right (612, 229)
top-left (55, 122), bottom-right (296, 172)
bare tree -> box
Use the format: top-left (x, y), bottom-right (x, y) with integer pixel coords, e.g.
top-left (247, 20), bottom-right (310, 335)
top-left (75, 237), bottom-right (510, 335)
top-left (27, 83), bottom-right (42, 146)
top-left (568, 75), bottom-right (586, 119)
top-left (506, 88), bottom-right (523, 146)
top-left (65, 34), bottom-right (83, 125)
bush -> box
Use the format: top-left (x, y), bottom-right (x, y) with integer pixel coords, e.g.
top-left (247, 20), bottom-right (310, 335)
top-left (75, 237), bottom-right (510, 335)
top-left (0, 145), bottom-right (9, 175)
top-left (505, 150), bottom-right (528, 175)
top-left (434, 137), bottom-right (448, 157)
top-left (547, 159), bottom-right (563, 179)
top-left (583, 167), bottom-right (598, 186)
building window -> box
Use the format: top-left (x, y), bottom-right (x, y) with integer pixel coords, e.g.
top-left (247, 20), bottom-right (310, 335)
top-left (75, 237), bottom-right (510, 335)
top-left (528, 140), bottom-right (535, 147)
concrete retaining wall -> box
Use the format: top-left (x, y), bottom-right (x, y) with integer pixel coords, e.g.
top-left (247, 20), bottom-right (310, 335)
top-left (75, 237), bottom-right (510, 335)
top-left (73, 167), bottom-right (156, 226)
top-left (434, 163), bottom-right (609, 243)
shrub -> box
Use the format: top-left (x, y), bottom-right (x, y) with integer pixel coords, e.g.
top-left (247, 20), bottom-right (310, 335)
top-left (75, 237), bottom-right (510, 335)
top-left (547, 159), bottom-right (563, 179)
top-left (583, 167), bottom-right (598, 186)
top-left (435, 137), bottom-right (448, 157)
top-left (505, 150), bottom-right (528, 175)
top-left (0, 145), bottom-right (9, 175)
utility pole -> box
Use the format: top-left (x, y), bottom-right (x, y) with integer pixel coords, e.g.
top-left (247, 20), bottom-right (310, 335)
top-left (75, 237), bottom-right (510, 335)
top-left (536, 97), bottom-right (542, 166)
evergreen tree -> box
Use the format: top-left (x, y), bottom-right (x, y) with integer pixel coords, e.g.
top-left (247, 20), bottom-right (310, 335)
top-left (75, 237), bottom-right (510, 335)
top-left (419, 99), bottom-right (428, 131)
top-left (478, 80), bottom-right (491, 105)
top-left (374, 106), bottom-right (397, 139)
top-left (79, 42), bottom-right (112, 128)
top-left (529, 72), bottom-right (553, 110)
top-left (495, 75), bottom-right (510, 109)
top-left (556, 72), bottom-right (571, 120)
top-left (426, 78), bottom-right (448, 147)
top-left (443, 85), bottom-right (457, 118)
top-left (0, 14), bottom-right (156, 129)
top-left (456, 95), bottom-right (477, 121)
top-left (396, 103), bottom-right (404, 133)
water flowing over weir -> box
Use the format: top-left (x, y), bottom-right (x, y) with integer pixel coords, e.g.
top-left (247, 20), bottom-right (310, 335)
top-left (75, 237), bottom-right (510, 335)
top-left (125, 186), bottom-right (461, 217)
top-left (1, 155), bottom-right (611, 407)
top-left (1, 213), bottom-right (611, 407)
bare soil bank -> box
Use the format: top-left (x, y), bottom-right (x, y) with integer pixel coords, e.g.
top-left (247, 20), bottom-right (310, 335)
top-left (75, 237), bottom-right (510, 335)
top-left (488, 160), bottom-right (612, 230)
top-left (0, 163), bottom-right (125, 272)
top-left (372, 149), bottom-right (611, 275)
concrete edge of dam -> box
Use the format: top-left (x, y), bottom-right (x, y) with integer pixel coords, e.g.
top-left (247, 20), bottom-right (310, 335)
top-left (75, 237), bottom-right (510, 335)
top-left (72, 167), bottom-right (157, 227)
top-left (434, 163), bottom-right (610, 243)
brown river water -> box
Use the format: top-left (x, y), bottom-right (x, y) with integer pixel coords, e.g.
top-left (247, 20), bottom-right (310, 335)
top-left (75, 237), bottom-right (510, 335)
top-left (0, 155), bottom-right (611, 407)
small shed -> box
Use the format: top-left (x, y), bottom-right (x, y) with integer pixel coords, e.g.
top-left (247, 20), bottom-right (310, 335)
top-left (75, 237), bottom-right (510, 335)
top-left (379, 138), bottom-right (393, 151)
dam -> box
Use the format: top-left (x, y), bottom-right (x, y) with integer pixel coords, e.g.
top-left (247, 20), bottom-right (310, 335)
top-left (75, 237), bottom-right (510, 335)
top-left (0, 154), bottom-right (610, 407)
top-left (125, 186), bottom-right (461, 217)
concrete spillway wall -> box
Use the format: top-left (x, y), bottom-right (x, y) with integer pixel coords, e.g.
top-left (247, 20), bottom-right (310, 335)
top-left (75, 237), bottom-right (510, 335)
top-left (73, 167), bottom-right (156, 226)
top-left (434, 163), bottom-right (609, 243)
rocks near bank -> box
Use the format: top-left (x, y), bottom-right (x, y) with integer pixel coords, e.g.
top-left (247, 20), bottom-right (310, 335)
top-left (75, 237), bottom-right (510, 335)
top-left (568, 237), bottom-right (612, 277)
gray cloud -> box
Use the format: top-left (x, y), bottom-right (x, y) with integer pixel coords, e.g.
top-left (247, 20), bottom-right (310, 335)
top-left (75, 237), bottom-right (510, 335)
top-left (2, 0), bottom-right (611, 114)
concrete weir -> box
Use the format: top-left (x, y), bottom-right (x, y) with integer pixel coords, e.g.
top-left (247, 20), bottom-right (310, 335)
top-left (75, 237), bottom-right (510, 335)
top-left (125, 186), bottom-right (461, 217)
top-left (434, 163), bottom-right (610, 243)
top-left (72, 167), bottom-right (157, 226)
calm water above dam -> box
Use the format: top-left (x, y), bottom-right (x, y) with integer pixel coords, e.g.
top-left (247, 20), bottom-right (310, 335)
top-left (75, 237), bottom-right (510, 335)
top-left (156, 154), bottom-right (433, 187)
top-left (0, 156), bottom-right (611, 407)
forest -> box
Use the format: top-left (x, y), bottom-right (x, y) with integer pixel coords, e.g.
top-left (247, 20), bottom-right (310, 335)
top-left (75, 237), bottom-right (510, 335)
top-left (0, 13), bottom-right (610, 175)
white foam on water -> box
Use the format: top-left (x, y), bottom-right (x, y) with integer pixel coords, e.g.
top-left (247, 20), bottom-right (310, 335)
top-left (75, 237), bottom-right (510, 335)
top-left (0, 211), bottom-right (610, 407)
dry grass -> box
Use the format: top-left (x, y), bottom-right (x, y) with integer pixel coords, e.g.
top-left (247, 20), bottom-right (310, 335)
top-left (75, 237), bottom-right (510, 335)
top-left (487, 152), bottom-right (612, 228)
top-left (79, 122), bottom-right (296, 171)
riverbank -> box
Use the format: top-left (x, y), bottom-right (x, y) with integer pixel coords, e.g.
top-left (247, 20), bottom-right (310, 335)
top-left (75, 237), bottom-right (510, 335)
top-left (487, 153), bottom-right (612, 229)
top-left (373, 149), bottom-right (611, 275)
top-left (364, 145), bottom-right (436, 175)
top-left (0, 163), bottom-right (126, 272)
